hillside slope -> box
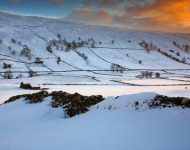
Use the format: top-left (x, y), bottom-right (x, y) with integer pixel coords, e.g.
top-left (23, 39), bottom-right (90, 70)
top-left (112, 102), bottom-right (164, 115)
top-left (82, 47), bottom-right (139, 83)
top-left (0, 11), bottom-right (190, 84)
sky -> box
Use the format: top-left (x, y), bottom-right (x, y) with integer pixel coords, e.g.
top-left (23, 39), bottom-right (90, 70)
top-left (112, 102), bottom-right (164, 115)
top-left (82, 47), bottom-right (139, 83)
top-left (0, 0), bottom-right (190, 33)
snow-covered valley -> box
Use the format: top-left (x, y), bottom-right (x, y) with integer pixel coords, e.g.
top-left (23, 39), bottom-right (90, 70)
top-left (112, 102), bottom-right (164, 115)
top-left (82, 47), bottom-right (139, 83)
top-left (0, 11), bottom-right (190, 150)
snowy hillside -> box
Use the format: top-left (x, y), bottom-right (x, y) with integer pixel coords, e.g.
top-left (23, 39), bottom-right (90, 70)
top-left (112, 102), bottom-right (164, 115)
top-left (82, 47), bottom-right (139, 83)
top-left (0, 11), bottom-right (190, 89)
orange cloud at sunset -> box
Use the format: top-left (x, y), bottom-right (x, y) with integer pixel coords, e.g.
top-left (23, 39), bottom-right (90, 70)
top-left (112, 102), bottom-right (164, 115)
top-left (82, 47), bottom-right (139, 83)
top-left (66, 0), bottom-right (190, 33)
top-left (122, 0), bottom-right (190, 32)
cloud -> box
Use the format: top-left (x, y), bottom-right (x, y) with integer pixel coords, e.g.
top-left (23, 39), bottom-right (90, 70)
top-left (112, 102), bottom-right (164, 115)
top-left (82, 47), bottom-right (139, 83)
top-left (82, 0), bottom-right (125, 8)
top-left (83, 0), bottom-right (92, 7)
top-left (123, 0), bottom-right (190, 32)
top-left (125, 0), bottom-right (190, 26)
top-left (66, 0), bottom-right (190, 33)
top-left (65, 8), bottom-right (112, 26)
top-left (98, 0), bottom-right (125, 7)
top-left (112, 15), bottom-right (136, 27)
top-left (51, 0), bottom-right (67, 5)
top-left (8, 0), bottom-right (23, 3)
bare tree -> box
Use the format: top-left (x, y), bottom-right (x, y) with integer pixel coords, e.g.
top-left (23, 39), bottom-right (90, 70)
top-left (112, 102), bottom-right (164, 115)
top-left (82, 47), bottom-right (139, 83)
top-left (57, 57), bottom-right (61, 64)
top-left (155, 72), bottom-right (160, 78)
top-left (182, 57), bottom-right (186, 63)
top-left (119, 66), bottom-right (124, 73)
top-left (16, 74), bottom-right (23, 79)
top-left (8, 46), bottom-right (12, 50)
top-left (29, 70), bottom-right (36, 77)
top-left (35, 57), bottom-right (41, 62)
top-left (144, 71), bottom-right (149, 78)
top-left (20, 46), bottom-right (31, 59)
top-left (91, 43), bottom-right (95, 48)
top-left (11, 50), bottom-right (16, 55)
top-left (185, 45), bottom-right (190, 53)
top-left (110, 64), bottom-right (115, 72)
top-left (176, 52), bottom-right (180, 56)
top-left (72, 40), bottom-right (77, 49)
top-left (141, 71), bottom-right (145, 77)
top-left (3, 63), bottom-right (11, 69)
top-left (11, 38), bottom-right (16, 43)
top-left (110, 64), bottom-right (124, 73)
top-left (4, 70), bottom-right (13, 79)
top-left (57, 34), bottom-right (61, 39)
top-left (65, 43), bottom-right (71, 52)
top-left (46, 45), bottom-right (53, 53)
top-left (148, 72), bottom-right (153, 78)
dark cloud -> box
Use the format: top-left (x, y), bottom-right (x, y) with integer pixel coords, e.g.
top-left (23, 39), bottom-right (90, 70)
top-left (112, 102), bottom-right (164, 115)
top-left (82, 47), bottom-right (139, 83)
top-left (98, 0), bottom-right (125, 7)
top-left (83, 0), bottom-right (92, 7)
top-left (82, 0), bottom-right (125, 8)
top-left (112, 14), bottom-right (136, 27)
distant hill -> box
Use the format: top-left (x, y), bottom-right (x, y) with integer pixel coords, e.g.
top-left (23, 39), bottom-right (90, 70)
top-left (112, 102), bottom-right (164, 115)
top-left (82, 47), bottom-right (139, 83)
top-left (0, 11), bottom-right (190, 81)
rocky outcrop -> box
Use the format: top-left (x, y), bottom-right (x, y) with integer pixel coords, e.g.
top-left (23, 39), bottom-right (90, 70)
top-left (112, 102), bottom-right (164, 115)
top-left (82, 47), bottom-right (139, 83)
top-left (4, 92), bottom-right (190, 117)
top-left (4, 94), bottom-right (28, 104)
top-left (25, 91), bottom-right (50, 103)
top-left (4, 91), bottom-right (104, 117)
top-left (51, 91), bottom-right (104, 117)
top-left (148, 95), bottom-right (190, 109)
top-left (4, 91), bottom-right (49, 104)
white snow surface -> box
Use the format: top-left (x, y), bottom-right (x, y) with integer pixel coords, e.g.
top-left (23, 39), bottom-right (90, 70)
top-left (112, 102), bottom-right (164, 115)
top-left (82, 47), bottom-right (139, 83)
top-left (0, 11), bottom-right (190, 150)
top-left (0, 92), bottom-right (190, 150)
top-left (0, 11), bottom-right (190, 89)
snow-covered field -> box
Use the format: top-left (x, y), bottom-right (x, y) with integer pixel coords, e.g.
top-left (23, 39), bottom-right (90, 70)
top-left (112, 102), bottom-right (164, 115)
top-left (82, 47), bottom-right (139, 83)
top-left (1, 84), bottom-right (190, 104)
top-left (0, 92), bottom-right (190, 150)
top-left (121, 78), bottom-right (190, 85)
top-left (0, 11), bottom-right (190, 150)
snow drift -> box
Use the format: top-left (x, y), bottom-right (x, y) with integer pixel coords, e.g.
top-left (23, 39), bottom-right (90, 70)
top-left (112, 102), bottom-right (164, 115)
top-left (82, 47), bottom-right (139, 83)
top-left (0, 92), bottom-right (190, 150)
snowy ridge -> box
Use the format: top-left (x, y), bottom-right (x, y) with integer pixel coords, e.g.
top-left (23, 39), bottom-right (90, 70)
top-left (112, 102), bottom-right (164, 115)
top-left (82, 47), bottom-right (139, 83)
top-left (3, 91), bottom-right (190, 117)
top-left (1, 91), bottom-right (190, 150)
top-left (91, 92), bottom-right (157, 111)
